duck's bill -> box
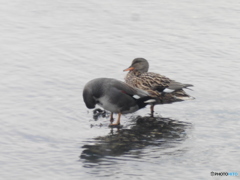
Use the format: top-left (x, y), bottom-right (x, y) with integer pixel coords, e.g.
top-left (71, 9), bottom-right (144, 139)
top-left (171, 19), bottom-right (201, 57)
top-left (123, 67), bottom-right (134, 71)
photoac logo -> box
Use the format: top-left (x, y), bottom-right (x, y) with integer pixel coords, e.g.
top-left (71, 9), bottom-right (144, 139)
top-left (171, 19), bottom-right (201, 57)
top-left (211, 171), bottom-right (238, 176)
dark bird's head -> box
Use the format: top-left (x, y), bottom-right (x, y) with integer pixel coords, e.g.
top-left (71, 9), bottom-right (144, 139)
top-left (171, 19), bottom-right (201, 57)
top-left (83, 87), bottom-right (96, 109)
top-left (123, 58), bottom-right (149, 73)
top-left (83, 79), bottom-right (102, 109)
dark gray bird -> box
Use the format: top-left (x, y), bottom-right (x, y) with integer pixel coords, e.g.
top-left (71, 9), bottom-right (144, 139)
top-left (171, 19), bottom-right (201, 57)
top-left (124, 58), bottom-right (194, 117)
top-left (83, 78), bottom-right (155, 126)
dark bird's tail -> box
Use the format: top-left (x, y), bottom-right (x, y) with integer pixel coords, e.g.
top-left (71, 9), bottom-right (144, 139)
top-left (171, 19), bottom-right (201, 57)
top-left (136, 96), bottom-right (156, 109)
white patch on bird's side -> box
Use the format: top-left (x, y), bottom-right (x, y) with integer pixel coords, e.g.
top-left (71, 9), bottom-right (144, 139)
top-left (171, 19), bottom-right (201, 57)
top-left (133, 95), bottom-right (140, 99)
top-left (144, 99), bottom-right (156, 103)
top-left (163, 88), bottom-right (175, 93)
top-left (174, 96), bottom-right (195, 100)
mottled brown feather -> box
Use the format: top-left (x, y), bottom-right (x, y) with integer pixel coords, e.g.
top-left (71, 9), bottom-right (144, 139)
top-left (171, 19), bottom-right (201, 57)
top-left (125, 70), bottom-right (192, 103)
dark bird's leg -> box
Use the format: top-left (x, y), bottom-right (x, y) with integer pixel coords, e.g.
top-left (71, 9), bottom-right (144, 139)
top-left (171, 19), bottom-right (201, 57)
top-left (109, 113), bottom-right (121, 127)
top-left (150, 105), bottom-right (155, 117)
top-left (109, 112), bottom-right (114, 124)
top-left (116, 113), bottom-right (121, 125)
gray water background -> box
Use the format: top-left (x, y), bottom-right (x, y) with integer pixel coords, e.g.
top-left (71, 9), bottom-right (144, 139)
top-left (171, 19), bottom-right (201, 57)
top-left (1, 0), bottom-right (240, 179)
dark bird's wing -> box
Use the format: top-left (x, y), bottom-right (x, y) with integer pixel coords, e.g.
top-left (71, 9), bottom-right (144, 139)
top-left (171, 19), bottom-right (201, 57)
top-left (110, 79), bottom-right (149, 97)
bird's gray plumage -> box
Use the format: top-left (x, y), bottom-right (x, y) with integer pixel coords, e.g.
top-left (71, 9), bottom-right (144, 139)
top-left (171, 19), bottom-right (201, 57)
top-left (83, 78), bottom-right (155, 126)
top-left (83, 78), bottom-right (153, 114)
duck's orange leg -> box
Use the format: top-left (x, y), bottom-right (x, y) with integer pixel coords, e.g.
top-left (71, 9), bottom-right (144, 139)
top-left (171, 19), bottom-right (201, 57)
top-left (109, 113), bottom-right (121, 126)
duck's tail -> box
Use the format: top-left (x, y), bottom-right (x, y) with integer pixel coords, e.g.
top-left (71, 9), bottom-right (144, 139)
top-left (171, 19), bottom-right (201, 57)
top-left (174, 95), bottom-right (195, 101)
top-left (172, 89), bottom-right (195, 101)
top-left (156, 89), bottom-right (195, 104)
top-left (136, 96), bottom-right (156, 109)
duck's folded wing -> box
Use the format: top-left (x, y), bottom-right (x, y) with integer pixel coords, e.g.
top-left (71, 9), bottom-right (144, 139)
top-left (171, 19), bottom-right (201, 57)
top-left (112, 80), bottom-right (150, 97)
top-left (134, 72), bottom-right (171, 92)
top-left (138, 73), bottom-right (193, 92)
top-left (168, 80), bottom-right (193, 90)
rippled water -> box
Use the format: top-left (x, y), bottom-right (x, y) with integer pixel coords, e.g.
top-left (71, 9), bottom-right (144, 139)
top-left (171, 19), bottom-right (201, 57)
top-left (1, 0), bottom-right (240, 179)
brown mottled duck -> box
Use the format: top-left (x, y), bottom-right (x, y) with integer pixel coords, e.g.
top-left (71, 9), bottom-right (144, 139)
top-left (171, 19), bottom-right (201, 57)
top-left (123, 58), bottom-right (194, 117)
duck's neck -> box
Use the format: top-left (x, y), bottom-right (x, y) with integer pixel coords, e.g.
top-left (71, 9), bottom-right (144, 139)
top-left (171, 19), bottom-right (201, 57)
top-left (125, 70), bottom-right (142, 84)
top-left (131, 70), bottom-right (142, 77)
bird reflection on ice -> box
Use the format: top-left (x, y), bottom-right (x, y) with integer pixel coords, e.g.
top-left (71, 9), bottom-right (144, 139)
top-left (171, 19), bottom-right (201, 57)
top-left (80, 111), bottom-right (192, 161)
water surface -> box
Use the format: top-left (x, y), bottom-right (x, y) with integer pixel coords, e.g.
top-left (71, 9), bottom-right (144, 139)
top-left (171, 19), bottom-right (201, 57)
top-left (1, 0), bottom-right (240, 179)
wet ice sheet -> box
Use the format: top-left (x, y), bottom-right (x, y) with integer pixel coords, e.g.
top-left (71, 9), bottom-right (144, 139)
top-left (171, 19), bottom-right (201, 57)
top-left (1, 0), bottom-right (240, 180)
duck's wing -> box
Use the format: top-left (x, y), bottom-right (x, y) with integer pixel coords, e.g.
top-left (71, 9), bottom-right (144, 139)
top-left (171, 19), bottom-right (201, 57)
top-left (133, 72), bottom-right (171, 92)
top-left (110, 79), bottom-right (150, 97)
top-left (168, 80), bottom-right (193, 90)
top-left (136, 72), bottom-right (193, 92)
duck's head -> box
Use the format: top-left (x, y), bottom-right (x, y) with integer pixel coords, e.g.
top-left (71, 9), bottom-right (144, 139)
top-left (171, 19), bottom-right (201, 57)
top-left (123, 58), bottom-right (149, 73)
